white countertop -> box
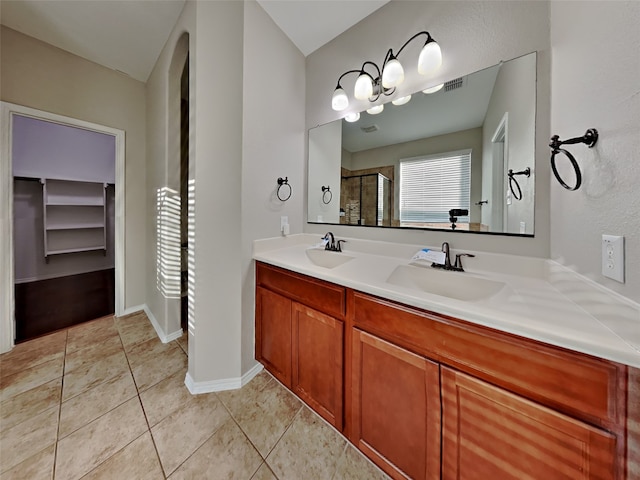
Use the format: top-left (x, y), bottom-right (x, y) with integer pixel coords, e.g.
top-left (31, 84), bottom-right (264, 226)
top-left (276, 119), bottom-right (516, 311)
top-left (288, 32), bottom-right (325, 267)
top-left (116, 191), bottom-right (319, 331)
top-left (253, 234), bottom-right (640, 368)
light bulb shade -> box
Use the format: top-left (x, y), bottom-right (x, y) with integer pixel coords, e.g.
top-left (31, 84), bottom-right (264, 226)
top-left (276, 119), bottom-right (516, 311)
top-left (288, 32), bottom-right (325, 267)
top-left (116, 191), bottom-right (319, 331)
top-left (392, 95), bottom-right (411, 106)
top-left (332, 87), bottom-right (349, 111)
top-left (382, 58), bottom-right (405, 89)
top-left (354, 73), bottom-right (374, 100)
top-left (345, 112), bottom-right (360, 122)
top-left (422, 83), bottom-right (444, 94)
top-left (418, 40), bottom-right (442, 75)
top-left (366, 104), bottom-right (384, 115)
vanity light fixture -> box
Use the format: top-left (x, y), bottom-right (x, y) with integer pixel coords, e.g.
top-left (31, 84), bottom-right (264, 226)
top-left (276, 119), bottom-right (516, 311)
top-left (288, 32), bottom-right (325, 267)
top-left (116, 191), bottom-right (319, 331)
top-left (331, 31), bottom-right (442, 111)
top-left (366, 105), bottom-right (384, 115)
top-left (422, 83), bottom-right (444, 94)
top-left (345, 112), bottom-right (361, 122)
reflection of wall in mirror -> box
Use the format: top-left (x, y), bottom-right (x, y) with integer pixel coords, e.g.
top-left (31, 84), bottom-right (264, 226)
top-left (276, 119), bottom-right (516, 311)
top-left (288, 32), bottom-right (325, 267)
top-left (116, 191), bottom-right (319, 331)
top-left (347, 127), bottom-right (484, 227)
top-left (482, 53), bottom-right (536, 235)
top-left (308, 121), bottom-right (341, 223)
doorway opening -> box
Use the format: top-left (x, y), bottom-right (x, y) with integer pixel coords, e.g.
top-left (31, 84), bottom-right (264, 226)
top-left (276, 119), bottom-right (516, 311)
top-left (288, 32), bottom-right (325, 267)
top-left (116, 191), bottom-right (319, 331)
top-left (180, 54), bottom-right (189, 332)
top-left (0, 102), bottom-right (125, 352)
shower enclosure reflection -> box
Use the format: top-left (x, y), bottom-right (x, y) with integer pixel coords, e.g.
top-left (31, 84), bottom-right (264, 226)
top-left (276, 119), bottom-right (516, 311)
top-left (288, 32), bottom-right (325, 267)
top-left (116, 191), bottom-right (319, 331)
top-left (340, 172), bottom-right (392, 226)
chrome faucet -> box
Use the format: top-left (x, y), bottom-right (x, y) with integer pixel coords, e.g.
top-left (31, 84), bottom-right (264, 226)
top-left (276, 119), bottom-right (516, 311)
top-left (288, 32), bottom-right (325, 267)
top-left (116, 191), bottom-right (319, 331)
top-left (432, 241), bottom-right (475, 272)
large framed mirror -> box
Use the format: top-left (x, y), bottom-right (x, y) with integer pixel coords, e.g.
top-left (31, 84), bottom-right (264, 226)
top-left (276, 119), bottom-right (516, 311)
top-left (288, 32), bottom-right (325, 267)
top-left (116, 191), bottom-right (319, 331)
top-left (308, 51), bottom-right (536, 236)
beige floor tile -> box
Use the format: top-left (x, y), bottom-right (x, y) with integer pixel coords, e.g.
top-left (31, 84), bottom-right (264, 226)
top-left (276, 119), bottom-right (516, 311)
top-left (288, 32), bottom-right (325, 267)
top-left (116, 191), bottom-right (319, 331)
top-left (59, 371), bottom-right (137, 438)
top-left (66, 316), bottom-right (118, 354)
top-left (0, 357), bottom-right (64, 402)
top-left (332, 444), bottom-right (391, 480)
top-left (55, 397), bottom-right (147, 480)
top-left (217, 370), bottom-right (272, 412)
top-left (81, 432), bottom-right (164, 480)
top-left (0, 407), bottom-right (58, 474)
top-left (63, 335), bottom-right (123, 375)
top-left (61, 350), bottom-right (129, 401)
top-left (116, 315), bottom-right (157, 349)
top-left (0, 377), bottom-right (61, 432)
top-left (251, 463), bottom-right (278, 480)
top-left (131, 345), bottom-right (187, 392)
top-left (169, 418), bottom-right (262, 480)
top-left (152, 393), bottom-right (230, 476)
top-left (125, 336), bottom-right (176, 369)
top-left (0, 444), bottom-right (55, 480)
top-left (220, 374), bottom-right (302, 457)
top-left (0, 331), bottom-right (66, 379)
top-left (139, 369), bottom-right (190, 427)
top-left (266, 407), bottom-right (346, 480)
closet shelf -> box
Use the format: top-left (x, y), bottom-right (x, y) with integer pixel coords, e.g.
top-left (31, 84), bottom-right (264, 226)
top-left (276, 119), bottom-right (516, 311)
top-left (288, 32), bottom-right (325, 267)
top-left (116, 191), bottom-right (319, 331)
top-left (42, 178), bottom-right (108, 259)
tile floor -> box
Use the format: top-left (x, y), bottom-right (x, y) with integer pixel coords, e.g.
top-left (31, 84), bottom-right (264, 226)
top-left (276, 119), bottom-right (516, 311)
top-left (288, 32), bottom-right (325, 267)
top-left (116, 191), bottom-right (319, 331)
top-left (0, 312), bottom-right (390, 479)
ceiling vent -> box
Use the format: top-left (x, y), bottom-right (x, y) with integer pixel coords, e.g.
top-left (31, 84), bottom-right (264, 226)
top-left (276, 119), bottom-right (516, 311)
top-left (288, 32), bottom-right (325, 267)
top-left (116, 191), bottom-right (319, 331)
top-left (444, 77), bottom-right (464, 92)
top-left (361, 125), bottom-right (379, 133)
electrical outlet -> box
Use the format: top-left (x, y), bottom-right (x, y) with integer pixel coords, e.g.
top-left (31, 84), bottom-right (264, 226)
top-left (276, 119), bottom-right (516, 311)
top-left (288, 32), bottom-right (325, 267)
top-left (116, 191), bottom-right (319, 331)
top-left (520, 222), bottom-right (526, 234)
top-left (602, 235), bottom-right (624, 283)
top-left (280, 216), bottom-right (288, 230)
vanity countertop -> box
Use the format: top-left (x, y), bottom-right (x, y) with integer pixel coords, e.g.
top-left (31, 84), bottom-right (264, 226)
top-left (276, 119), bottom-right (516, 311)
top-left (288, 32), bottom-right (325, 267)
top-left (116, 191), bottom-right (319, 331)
top-left (253, 234), bottom-right (640, 368)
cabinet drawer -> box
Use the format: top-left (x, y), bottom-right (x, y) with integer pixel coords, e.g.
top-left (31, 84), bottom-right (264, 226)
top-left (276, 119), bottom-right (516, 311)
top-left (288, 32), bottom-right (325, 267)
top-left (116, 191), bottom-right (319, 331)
top-left (256, 262), bottom-right (346, 319)
top-left (353, 292), bottom-right (625, 428)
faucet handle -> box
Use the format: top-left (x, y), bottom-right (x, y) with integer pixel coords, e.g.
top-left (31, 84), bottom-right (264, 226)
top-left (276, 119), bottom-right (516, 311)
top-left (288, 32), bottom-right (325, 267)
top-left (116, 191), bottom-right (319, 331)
top-left (454, 253), bottom-right (475, 271)
top-left (336, 239), bottom-right (347, 252)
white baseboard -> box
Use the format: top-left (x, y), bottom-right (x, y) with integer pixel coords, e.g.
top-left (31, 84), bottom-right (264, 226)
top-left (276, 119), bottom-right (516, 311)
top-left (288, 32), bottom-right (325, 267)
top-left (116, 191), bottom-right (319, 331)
top-left (184, 363), bottom-right (264, 395)
top-left (143, 305), bottom-right (183, 344)
top-left (121, 304), bottom-right (145, 316)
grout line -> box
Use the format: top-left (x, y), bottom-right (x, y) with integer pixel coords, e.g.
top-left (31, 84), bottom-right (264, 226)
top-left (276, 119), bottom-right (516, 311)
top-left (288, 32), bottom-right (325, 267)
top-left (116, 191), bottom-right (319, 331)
top-left (52, 329), bottom-right (69, 480)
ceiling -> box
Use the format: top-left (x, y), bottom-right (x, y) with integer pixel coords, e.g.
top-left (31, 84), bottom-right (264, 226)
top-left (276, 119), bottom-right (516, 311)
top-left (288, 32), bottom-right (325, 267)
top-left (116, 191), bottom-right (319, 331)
top-left (0, 0), bottom-right (389, 83)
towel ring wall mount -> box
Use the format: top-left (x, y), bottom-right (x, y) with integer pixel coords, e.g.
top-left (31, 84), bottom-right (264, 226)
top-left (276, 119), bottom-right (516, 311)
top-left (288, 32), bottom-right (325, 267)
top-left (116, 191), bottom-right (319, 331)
top-left (321, 185), bottom-right (332, 204)
top-left (277, 177), bottom-right (292, 201)
top-left (549, 128), bottom-right (598, 191)
top-left (507, 167), bottom-right (531, 201)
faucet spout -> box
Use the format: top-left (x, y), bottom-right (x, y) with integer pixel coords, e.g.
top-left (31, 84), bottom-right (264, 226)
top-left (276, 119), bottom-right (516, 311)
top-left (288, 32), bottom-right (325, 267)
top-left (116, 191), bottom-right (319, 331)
top-left (323, 232), bottom-right (335, 251)
top-left (441, 242), bottom-right (452, 268)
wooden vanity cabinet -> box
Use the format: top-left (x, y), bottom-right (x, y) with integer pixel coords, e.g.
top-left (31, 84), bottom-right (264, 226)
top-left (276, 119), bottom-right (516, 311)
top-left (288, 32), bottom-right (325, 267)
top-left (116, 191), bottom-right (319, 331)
top-left (441, 367), bottom-right (617, 480)
top-left (351, 329), bottom-right (441, 480)
top-left (255, 262), bottom-right (629, 479)
top-left (255, 263), bottom-right (345, 429)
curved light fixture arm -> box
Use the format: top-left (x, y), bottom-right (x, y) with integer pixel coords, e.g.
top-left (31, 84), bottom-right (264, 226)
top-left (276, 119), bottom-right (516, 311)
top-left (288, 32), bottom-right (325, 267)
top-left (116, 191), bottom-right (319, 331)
top-left (394, 31), bottom-right (433, 58)
top-left (331, 29), bottom-right (440, 112)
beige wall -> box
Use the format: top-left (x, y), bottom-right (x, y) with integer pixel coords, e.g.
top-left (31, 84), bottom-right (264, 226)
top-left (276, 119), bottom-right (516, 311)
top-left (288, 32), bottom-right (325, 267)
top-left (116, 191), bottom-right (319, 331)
top-left (1, 25), bottom-right (147, 310)
top-left (305, 1), bottom-right (550, 257)
top-left (550, 1), bottom-right (640, 304)
top-left (241, 1), bottom-right (306, 373)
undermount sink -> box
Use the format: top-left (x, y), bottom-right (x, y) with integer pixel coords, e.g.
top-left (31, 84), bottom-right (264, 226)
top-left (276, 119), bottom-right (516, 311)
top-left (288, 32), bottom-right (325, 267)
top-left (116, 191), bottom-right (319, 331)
top-left (305, 248), bottom-right (354, 269)
top-left (386, 264), bottom-right (507, 301)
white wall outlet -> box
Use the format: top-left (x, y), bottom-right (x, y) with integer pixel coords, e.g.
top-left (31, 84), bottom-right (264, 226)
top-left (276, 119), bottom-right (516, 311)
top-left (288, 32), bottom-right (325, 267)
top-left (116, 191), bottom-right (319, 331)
top-left (280, 216), bottom-right (288, 231)
top-left (520, 221), bottom-right (526, 234)
top-left (602, 235), bottom-right (624, 283)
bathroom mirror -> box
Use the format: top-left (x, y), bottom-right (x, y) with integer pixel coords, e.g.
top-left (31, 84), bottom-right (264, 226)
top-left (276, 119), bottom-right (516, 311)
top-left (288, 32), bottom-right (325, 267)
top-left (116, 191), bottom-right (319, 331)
top-left (308, 51), bottom-right (536, 235)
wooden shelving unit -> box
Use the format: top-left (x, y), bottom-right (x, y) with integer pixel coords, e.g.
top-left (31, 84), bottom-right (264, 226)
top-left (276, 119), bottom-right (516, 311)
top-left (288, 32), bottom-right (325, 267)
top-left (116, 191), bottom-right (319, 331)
top-left (41, 179), bottom-right (107, 261)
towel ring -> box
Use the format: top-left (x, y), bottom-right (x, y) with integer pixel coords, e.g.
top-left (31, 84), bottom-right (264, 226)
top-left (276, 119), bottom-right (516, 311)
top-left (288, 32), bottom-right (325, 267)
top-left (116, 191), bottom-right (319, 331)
top-left (549, 129), bottom-right (598, 191)
top-left (277, 177), bottom-right (292, 201)
top-left (507, 167), bottom-right (531, 201)
top-left (321, 185), bottom-right (332, 204)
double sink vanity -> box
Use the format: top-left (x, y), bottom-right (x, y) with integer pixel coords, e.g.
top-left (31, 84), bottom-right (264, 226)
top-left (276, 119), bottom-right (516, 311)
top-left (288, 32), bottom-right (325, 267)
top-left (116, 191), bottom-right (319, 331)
top-left (253, 234), bottom-right (639, 479)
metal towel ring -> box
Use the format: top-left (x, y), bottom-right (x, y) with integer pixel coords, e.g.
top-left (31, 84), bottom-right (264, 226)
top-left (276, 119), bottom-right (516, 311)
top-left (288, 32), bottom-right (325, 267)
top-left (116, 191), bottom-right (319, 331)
top-left (321, 186), bottom-right (332, 204)
top-left (507, 168), bottom-right (531, 201)
top-left (277, 177), bottom-right (292, 201)
top-left (549, 129), bottom-right (598, 191)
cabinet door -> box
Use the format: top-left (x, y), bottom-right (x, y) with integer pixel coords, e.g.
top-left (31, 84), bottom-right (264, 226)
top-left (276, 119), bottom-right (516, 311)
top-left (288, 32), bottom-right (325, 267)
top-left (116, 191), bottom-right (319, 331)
top-left (351, 329), bottom-right (441, 480)
top-left (441, 367), bottom-right (617, 480)
top-left (292, 302), bottom-right (343, 430)
top-left (255, 287), bottom-right (292, 387)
